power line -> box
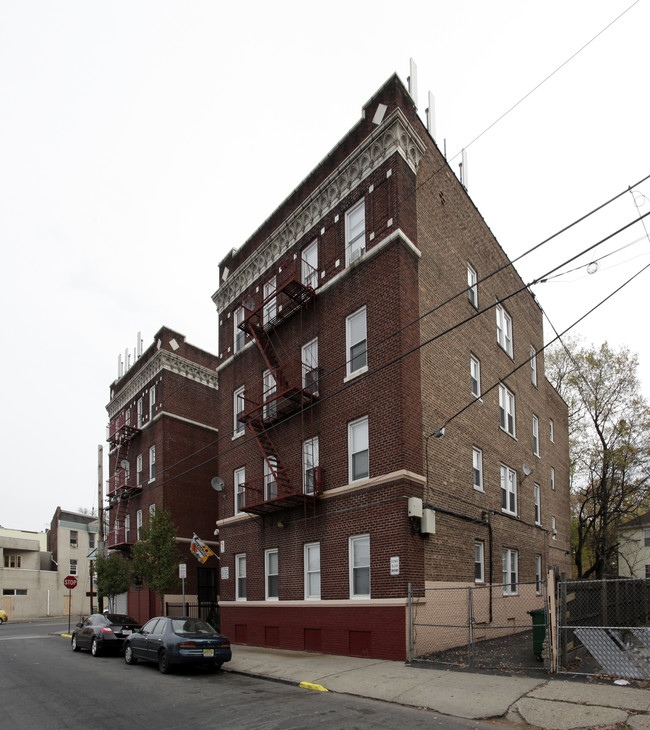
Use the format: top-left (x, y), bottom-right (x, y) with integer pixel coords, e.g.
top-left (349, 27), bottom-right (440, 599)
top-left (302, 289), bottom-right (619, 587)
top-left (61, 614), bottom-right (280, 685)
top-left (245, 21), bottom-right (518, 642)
top-left (150, 209), bottom-right (650, 491)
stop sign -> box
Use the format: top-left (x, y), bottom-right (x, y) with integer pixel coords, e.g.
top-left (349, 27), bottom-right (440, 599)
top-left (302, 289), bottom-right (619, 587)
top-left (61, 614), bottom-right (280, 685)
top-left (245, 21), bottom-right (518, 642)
top-left (63, 575), bottom-right (78, 589)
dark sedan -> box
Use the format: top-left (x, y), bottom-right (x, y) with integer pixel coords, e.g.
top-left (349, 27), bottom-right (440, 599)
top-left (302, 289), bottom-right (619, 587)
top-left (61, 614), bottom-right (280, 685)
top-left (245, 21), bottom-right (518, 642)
top-left (124, 616), bottom-right (231, 673)
top-left (71, 613), bottom-right (141, 656)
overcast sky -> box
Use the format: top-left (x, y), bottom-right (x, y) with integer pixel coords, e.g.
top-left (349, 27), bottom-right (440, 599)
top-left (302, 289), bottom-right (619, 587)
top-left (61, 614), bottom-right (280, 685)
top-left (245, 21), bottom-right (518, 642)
top-left (1, 1), bottom-right (649, 533)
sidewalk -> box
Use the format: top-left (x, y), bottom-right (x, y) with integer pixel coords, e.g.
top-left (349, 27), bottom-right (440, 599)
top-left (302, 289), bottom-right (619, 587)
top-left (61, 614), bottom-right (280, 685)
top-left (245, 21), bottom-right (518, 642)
top-left (227, 645), bottom-right (650, 729)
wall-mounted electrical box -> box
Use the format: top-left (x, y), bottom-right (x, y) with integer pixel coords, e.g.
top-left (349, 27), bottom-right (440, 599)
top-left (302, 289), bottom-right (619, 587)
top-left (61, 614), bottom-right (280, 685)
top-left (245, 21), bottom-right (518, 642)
top-left (421, 508), bottom-right (436, 534)
top-left (408, 497), bottom-right (423, 518)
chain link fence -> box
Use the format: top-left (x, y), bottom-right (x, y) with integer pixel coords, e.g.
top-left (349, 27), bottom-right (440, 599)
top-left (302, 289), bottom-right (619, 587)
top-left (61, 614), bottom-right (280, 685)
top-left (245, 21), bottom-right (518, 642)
top-left (556, 578), bottom-right (650, 678)
top-left (409, 581), bottom-right (548, 671)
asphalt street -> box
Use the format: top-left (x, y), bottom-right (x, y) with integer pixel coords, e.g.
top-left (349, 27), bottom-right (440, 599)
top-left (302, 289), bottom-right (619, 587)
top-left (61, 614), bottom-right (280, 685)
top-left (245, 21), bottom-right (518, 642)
top-left (0, 621), bottom-right (504, 729)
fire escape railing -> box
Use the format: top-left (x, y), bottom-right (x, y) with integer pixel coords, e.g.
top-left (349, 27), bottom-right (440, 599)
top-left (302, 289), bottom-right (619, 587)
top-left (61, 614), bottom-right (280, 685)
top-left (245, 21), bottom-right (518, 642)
top-left (239, 466), bottom-right (323, 516)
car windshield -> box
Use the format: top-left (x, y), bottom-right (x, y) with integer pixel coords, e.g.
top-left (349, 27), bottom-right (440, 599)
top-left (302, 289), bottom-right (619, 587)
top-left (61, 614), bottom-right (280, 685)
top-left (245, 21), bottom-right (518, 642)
top-left (171, 619), bottom-right (216, 635)
top-left (106, 614), bottom-right (138, 625)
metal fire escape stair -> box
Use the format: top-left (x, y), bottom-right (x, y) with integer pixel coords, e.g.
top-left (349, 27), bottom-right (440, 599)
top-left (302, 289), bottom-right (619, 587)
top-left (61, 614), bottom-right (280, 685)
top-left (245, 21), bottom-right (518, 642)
top-left (236, 258), bottom-right (320, 515)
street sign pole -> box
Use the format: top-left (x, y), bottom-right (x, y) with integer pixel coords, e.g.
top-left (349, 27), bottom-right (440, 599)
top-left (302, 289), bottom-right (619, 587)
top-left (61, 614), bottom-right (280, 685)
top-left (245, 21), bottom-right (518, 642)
top-left (179, 564), bottom-right (187, 614)
top-left (63, 575), bottom-right (78, 634)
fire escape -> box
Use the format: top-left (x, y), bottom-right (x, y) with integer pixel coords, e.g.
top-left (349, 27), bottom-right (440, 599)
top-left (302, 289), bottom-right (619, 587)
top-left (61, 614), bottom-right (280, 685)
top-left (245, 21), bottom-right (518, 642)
top-left (237, 256), bottom-right (322, 515)
top-left (106, 410), bottom-right (142, 549)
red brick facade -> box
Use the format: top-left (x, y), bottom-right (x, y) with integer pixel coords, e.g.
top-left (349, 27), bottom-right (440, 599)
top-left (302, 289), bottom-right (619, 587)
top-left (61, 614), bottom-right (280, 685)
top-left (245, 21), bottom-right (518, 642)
top-left (211, 75), bottom-right (570, 661)
top-left (105, 327), bottom-right (220, 621)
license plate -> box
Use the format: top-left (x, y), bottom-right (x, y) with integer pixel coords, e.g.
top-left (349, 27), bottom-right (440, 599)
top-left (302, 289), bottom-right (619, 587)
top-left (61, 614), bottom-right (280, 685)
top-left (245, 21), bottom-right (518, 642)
top-left (123, 630), bottom-right (132, 635)
top-left (203, 648), bottom-right (214, 657)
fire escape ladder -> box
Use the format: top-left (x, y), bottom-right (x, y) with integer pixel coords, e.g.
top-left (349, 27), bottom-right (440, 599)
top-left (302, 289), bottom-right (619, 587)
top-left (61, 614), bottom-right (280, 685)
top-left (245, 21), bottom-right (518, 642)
top-left (248, 417), bottom-right (288, 486)
top-left (244, 318), bottom-right (283, 380)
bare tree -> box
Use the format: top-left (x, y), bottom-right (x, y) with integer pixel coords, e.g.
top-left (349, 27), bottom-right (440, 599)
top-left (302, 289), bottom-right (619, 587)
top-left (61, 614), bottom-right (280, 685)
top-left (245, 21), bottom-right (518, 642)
top-left (546, 340), bottom-right (650, 578)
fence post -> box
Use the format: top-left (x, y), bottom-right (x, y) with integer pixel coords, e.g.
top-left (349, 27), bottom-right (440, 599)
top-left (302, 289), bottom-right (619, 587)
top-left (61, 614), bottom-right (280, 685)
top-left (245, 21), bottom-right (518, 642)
top-left (547, 569), bottom-right (557, 673)
top-left (407, 582), bottom-right (412, 664)
top-left (467, 587), bottom-right (474, 667)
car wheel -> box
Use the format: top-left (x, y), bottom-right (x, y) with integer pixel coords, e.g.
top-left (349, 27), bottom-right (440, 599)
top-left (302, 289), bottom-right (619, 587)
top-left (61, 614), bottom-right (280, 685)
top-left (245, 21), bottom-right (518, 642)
top-left (124, 644), bottom-right (138, 665)
top-left (0, 617), bottom-right (4, 624)
top-left (158, 649), bottom-right (171, 674)
top-left (71, 635), bottom-right (80, 652)
top-left (91, 637), bottom-right (100, 657)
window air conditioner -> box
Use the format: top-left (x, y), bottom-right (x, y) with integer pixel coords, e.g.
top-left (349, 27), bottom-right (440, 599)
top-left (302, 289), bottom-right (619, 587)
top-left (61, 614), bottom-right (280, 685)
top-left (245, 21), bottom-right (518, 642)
top-left (350, 247), bottom-right (365, 263)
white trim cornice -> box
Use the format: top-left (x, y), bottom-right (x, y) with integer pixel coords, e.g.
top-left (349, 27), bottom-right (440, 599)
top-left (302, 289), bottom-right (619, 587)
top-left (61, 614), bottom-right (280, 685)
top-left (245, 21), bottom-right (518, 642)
top-left (213, 108), bottom-right (427, 313)
top-left (106, 350), bottom-right (219, 418)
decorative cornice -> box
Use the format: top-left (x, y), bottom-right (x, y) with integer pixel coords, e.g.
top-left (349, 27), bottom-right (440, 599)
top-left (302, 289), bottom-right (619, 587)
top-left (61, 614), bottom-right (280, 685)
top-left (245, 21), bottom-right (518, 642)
top-left (213, 108), bottom-right (427, 313)
top-left (106, 350), bottom-right (219, 418)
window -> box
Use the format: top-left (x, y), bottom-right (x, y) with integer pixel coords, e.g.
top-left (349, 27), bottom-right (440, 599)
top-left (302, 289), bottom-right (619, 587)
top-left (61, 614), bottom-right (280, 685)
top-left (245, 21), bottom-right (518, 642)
top-left (499, 384), bottom-right (516, 436)
top-left (137, 397), bottom-right (143, 428)
top-left (302, 338), bottom-right (319, 394)
top-left (302, 239), bottom-right (318, 289)
top-left (303, 436), bottom-right (319, 494)
top-left (264, 457), bottom-right (278, 500)
top-left (4, 555), bottom-right (21, 568)
top-left (474, 541), bottom-right (485, 583)
top-left (349, 534), bottom-right (370, 598)
top-left (114, 519), bottom-right (120, 541)
top-left (496, 304), bottom-right (513, 356)
top-left (263, 276), bottom-right (277, 326)
top-left (70, 530), bottom-right (78, 548)
top-left (235, 554), bottom-right (246, 600)
top-left (2, 588), bottom-right (27, 596)
top-left (304, 542), bottom-right (321, 599)
top-left (551, 466), bottom-right (555, 491)
top-left (549, 419), bottom-right (555, 443)
top-left (535, 555), bottom-right (543, 594)
top-left (346, 307), bottom-right (367, 377)
top-left (149, 385), bottom-right (156, 420)
top-left (233, 386), bottom-right (245, 436)
top-left (502, 548), bottom-right (518, 595)
top-left (533, 415), bottom-right (540, 456)
top-left (234, 467), bottom-right (246, 515)
top-left (70, 559), bottom-right (78, 576)
top-left (534, 483), bottom-right (541, 525)
top-left (263, 369), bottom-right (277, 420)
top-left (501, 464), bottom-right (517, 515)
top-left (467, 263), bottom-right (478, 307)
top-left (149, 445), bottom-right (156, 481)
top-left (149, 503), bottom-right (156, 518)
top-left (645, 565), bottom-right (650, 580)
top-left (88, 533), bottom-right (96, 550)
top-left (234, 306), bottom-right (246, 352)
top-left (136, 454), bottom-right (143, 485)
top-left (530, 345), bottom-right (538, 386)
top-left (644, 529), bottom-right (650, 548)
top-left (136, 510), bottom-right (143, 540)
top-left (125, 514), bottom-right (131, 543)
top-left (552, 516), bottom-right (557, 539)
top-left (472, 447), bottom-right (483, 491)
top-left (345, 199), bottom-right (365, 265)
top-left (348, 416), bottom-right (369, 482)
top-left (265, 548), bottom-right (279, 600)
top-left (470, 355), bottom-right (481, 398)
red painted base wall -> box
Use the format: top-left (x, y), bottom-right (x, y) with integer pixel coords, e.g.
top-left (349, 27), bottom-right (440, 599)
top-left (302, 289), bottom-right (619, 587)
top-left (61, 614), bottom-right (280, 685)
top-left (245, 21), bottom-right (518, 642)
top-left (220, 604), bottom-right (406, 661)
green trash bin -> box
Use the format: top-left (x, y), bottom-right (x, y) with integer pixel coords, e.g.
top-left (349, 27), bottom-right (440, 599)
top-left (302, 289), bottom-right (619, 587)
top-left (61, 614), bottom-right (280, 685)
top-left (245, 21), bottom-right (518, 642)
top-left (529, 608), bottom-right (546, 661)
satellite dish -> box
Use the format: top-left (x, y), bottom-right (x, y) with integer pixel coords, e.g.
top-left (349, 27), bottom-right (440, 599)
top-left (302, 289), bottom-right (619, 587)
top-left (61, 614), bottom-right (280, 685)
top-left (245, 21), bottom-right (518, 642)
top-left (211, 476), bottom-right (225, 492)
top-left (120, 459), bottom-right (129, 470)
top-left (522, 463), bottom-right (532, 476)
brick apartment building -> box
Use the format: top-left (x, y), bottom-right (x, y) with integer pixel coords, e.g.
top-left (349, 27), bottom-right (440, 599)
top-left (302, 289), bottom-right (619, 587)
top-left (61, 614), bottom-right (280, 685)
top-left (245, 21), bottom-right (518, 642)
top-left (105, 327), bottom-right (220, 623)
top-left (211, 73), bottom-right (571, 661)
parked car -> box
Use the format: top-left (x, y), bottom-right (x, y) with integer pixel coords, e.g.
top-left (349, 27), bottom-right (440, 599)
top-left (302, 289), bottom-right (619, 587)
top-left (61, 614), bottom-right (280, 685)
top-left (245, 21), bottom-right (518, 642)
top-left (124, 616), bottom-right (231, 673)
top-left (71, 613), bottom-right (141, 656)
top-left (0, 609), bottom-right (7, 624)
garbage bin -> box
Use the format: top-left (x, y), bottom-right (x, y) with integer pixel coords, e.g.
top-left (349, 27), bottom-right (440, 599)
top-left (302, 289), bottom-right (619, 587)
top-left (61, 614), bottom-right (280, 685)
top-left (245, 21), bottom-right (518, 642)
top-left (528, 607), bottom-right (546, 661)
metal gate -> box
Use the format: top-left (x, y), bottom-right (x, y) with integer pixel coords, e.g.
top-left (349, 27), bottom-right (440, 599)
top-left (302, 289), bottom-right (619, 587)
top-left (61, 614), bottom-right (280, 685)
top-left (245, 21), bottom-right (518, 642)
top-left (556, 578), bottom-right (650, 679)
top-left (408, 580), bottom-right (548, 672)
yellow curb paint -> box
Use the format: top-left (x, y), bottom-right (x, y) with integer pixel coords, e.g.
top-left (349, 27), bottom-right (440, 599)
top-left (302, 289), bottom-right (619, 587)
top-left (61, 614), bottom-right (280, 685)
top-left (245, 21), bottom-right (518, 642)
top-left (62, 634), bottom-right (72, 638)
top-left (299, 681), bottom-right (328, 692)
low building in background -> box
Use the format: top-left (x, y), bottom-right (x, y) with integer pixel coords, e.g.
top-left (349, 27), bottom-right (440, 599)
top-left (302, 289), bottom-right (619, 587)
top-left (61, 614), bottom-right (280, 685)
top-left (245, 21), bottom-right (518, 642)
top-left (618, 512), bottom-right (650, 578)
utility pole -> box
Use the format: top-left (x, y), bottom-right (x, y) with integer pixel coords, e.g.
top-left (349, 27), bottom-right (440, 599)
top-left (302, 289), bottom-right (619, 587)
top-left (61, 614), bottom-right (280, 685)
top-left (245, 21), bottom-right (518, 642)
top-left (97, 445), bottom-right (104, 613)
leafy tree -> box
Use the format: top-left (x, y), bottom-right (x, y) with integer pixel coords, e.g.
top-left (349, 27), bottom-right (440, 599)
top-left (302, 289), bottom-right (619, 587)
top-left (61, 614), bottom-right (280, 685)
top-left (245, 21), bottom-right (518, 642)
top-left (546, 339), bottom-right (650, 578)
top-left (95, 553), bottom-right (132, 611)
top-left (132, 509), bottom-right (182, 613)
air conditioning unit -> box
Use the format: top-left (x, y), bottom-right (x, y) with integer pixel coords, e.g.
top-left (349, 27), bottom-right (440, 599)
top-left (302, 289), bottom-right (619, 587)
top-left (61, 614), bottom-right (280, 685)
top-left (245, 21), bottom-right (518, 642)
top-left (350, 247), bottom-right (365, 263)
